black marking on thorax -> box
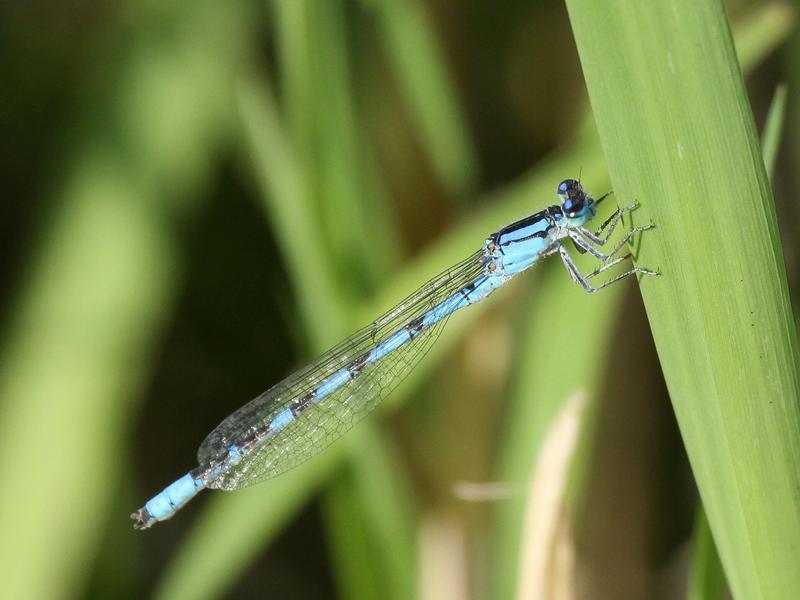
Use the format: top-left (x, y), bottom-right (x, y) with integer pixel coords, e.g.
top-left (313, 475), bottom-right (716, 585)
top-left (495, 206), bottom-right (561, 248)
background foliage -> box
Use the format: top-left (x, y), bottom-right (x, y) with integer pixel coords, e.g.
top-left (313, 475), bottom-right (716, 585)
top-left (0, 1), bottom-right (797, 598)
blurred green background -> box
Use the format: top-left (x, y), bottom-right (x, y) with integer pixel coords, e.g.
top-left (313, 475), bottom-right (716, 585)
top-left (0, 0), bottom-right (797, 598)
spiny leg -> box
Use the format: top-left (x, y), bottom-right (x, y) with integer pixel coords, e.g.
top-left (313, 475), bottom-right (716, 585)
top-left (568, 224), bottom-right (654, 262)
top-left (587, 263), bottom-right (659, 292)
top-left (558, 246), bottom-right (592, 292)
top-left (584, 254), bottom-right (631, 280)
top-left (558, 245), bottom-right (658, 294)
top-left (582, 251), bottom-right (662, 281)
top-left (578, 202), bottom-right (639, 245)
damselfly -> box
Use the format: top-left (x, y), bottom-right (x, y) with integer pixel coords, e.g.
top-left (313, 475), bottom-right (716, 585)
top-left (131, 178), bottom-right (657, 529)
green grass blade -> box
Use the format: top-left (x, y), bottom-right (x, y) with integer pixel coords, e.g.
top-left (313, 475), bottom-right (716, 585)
top-left (762, 84), bottom-right (788, 180)
top-left (0, 162), bottom-right (179, 600)
top-left (368, 0), bottom-right (478, 197)
top-left (0, 3), bottom-right (249, 598)
top-left (235, 75), bottom-right (348, 347)
top-left (687, 67), bottom-right (790, 600)
top-left (733, 2), bottom-right (795, 74)
top-left (322, 428), bottom-right (417, 600)
top-left (565, 1), bottom-right (800, 598)
top-left (275, 0), bottom-right (401, 286)
top-left (688, 509), bottom-right (727, 600)
top-left (274, 0), bottom-right (314, 164)
top-left (490, 6), bottom-right (791, 597)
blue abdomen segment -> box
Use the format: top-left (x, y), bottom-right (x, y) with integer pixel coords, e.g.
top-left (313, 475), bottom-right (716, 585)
top-left (315, 370), bottom-right (353, 401)
top-left (370, 329), bottom-right (411, 363)
top-left (464, 275), bottom-right (503, 304)
top-left (269, 407), bottom-right (294, 430)
top-left (421, 294), bottom-right (464, 328)
top-left (132, 472), bottom-right (206, 529)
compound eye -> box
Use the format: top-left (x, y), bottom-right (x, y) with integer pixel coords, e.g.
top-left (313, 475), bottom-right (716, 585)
top-left (562, 196), bottom-right (584, 217)
top-left (556, 179), bottom-right (588, 217)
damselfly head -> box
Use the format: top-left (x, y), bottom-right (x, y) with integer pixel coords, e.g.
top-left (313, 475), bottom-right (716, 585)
top-left (557, 178), bottom-right (596, 221)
